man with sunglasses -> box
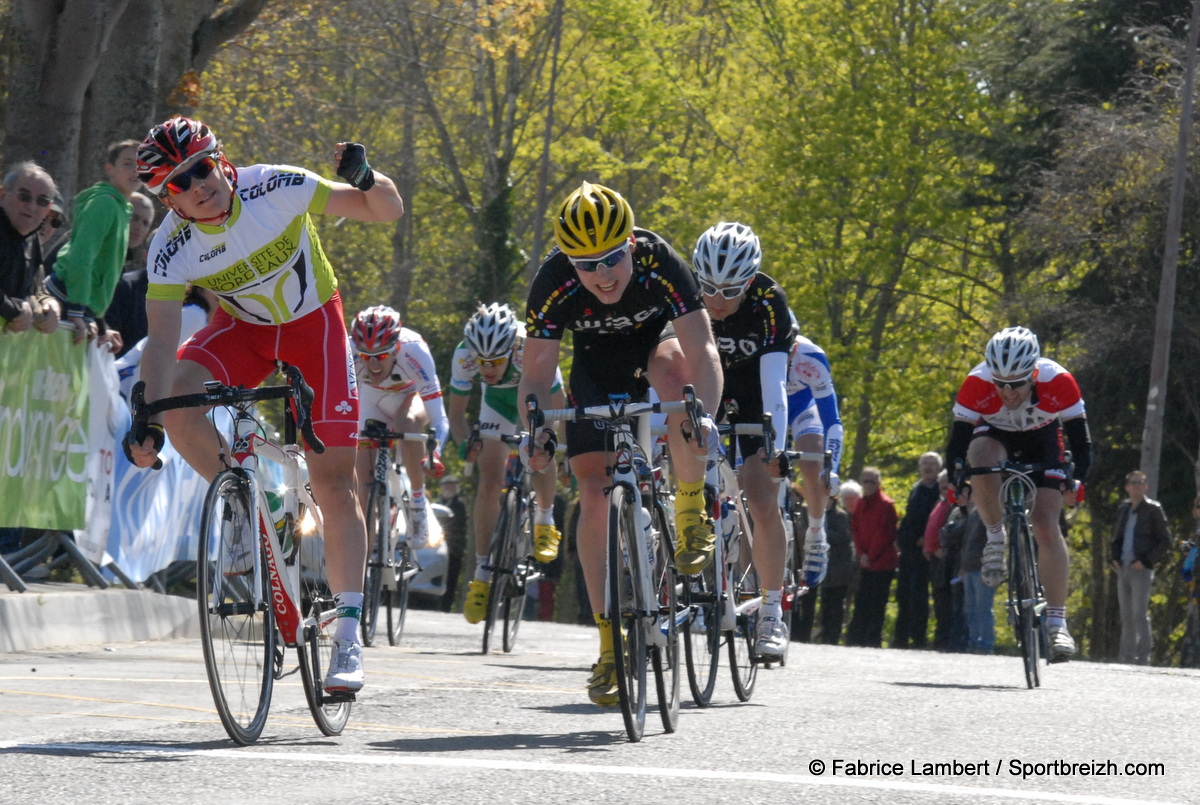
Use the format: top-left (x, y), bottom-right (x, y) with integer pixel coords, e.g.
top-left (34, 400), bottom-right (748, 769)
top-left (351, 304), bottom-right (448, 548)
top-left (520, 181), bottom-right (722, 706)
top-left (46, 139), bottom-right (144, 349)
top-left (447, 302), bottom-right (566, 625)
top-left (0, 161), bottom-right (61, 335)
top-left (692, 221), bottom-right (799, 660)
top-left (125, 116), bottom-right (405, 694)
top-left (946, 326), bottom-right (1092, 661)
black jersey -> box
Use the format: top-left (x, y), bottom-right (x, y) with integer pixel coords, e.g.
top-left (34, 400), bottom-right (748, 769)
top-left (710, 272), bottom-right (795, 373)
top-left (525, 228), bottom-right (704, 347)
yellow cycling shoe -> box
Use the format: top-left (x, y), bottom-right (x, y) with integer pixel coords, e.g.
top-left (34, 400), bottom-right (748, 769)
top-left (533, 524), bottom-right (562, 563)
top-left (674, 509), bottom-right (716, 575)
top-left (463, 579), bottom-right (490, 624)
top-left (587, 652), bottom-right (620, 707)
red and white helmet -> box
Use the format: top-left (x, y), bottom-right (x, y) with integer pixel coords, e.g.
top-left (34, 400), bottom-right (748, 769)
top-left (351, 306), bottom-right (402, 354)
top-left (137, 117), bottom-right (219, 196)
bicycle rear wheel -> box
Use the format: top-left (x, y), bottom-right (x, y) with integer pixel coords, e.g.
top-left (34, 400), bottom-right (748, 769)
top-left (727, 540), bottom-right (759, 702)
top-left (296, 519), bottom-right (353, 734)
top-left (482, 491), bottom-right (517, 654)
top-left (682, 547), bottom-right (720, 707)
top-left (361, 483), bottom-right (387, 647)
top-left (501, 491), bottom-right (531, 653)
top-left (1009, 515), bottom-right (1041, 689)
top-left (197, 470), bottom-right (274, 745)
top-left (650, 499), bottom-right (680, 733)
top-left (608, 484), bottom-right (647, 742)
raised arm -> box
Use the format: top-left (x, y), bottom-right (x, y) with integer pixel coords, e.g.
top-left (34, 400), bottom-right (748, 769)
top-left (322, 142), bottom-right (405, 223)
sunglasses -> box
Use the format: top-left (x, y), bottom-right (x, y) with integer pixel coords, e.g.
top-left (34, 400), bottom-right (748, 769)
top-left (699, 278), bottom-right (748, 300)
top-left (477, 356), bottom-right (508, 368)
top-left (166, 155), bottom-right (219, 195)
top-left (357, 351), bottom-right (390, 362)
top-left (993, 376), bottom-right (1031, 391)
top-left (569, 244), bottom-right (629, 272)
top-left (16, 189), bottom-right (53, 208)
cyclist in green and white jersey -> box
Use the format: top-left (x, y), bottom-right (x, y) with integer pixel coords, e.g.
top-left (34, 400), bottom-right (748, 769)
top-left (448, 302), bottom-right (565, 624)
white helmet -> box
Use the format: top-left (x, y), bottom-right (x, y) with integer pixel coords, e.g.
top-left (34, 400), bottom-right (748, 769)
top-left (985, 326), bottom-right (1040, 379)
top-left (692, 221), bottom-right (762, 290)
top-left (463, 302), bottom-right (519, 359)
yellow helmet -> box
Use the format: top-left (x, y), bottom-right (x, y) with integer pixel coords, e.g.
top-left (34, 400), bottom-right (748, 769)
top-left (553, 181), bottom-right (635, 256)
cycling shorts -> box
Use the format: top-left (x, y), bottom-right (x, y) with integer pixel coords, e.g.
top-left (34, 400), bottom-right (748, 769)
top-left (178, 291), bottom-right (359, 448)
top-left (970, 422), bottom-right (1068, 490)
top-left (788, 397), bottom-right (823, 440)
top-left (564, 322), bottom-right (675, 458)
top-left (719, 367), bottom-right (768, 461)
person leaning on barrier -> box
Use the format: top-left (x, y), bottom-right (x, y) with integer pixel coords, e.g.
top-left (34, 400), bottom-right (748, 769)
top-left (0, 161), bottom-right (62, 336)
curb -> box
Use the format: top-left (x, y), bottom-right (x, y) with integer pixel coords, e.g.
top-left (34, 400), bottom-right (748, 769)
top-left (0, 583), bottom-right (200, 652)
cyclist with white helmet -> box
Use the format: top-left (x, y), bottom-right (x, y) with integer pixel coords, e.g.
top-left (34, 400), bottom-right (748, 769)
top-left (782, 310), bottom-right (844, 585)
top-left (691, 221), bottom-right (798, 659)
top-left (946, 326), bottom-right (1092, 661)
top-left (125, 117), bottom-right (405, 694)
top-left (520, 181), bottom-right (722, 707)
top-left (447, 302), bottom-right (566, 625)
top-left (351, 305), bottom-right (449, 548)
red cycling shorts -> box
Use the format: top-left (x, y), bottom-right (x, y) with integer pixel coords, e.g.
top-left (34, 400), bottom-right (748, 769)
top-left (178, 292), bottom-right (360, 448)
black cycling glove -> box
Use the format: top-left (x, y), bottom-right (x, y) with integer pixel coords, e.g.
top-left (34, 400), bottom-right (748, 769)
top-left (122, 422), bottom-right (165, 467)
top-left (336, 142), bottom-right (376, 191)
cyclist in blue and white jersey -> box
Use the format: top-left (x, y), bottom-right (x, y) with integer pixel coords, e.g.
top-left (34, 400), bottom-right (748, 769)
top-left (351, 305), bottom-right (449, 548)
top-left (692, 222), bottom-right (796, 659)
top-left (447, 302), bottom-right (566, 625)
top-left (781, 310), bottom-right (844, 589)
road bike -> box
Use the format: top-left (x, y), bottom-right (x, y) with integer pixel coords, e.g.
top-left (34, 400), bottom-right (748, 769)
top-left (464, 426), bottom-right (543, 654)
top-left (959, 459), bottom-right (1067, 689)
top-left (129, 366), bottom-right (351, 744)
top-left (532, 390), bottom-right (698, 742)
top-left (358, 421), bottom-right (435, 647)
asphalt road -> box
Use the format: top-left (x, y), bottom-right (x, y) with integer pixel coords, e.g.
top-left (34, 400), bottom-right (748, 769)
top-left (0, 610), bottom-right (1194, 805)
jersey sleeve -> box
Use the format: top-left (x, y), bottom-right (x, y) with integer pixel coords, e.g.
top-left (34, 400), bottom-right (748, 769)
top-left (758, 350), bottom-right (789, 452)
top-left (637, 236), bottom-right (704, 321)
top-left (525, 252), bottom-right (577, 340)
top-left (448, 342), bottom-right (477, 395)
top-left (951, 373), bottom-right (994, 422)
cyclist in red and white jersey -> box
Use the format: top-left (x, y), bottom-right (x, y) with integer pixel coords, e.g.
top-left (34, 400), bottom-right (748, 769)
top-left (351, 305), bottom-right (448, 548)
top-left (125, 117), bottom-right (405, 694)
top-left (945, 326), bottom-right (1092, 661)
top-left (447, 302), bottom-right (566, 625)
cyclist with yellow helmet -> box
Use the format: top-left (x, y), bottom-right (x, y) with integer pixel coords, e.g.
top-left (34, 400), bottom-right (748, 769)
top-left (519, 181), bottom-right (722, 706)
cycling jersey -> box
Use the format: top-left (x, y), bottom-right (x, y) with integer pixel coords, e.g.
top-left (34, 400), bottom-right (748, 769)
top-left (356, 325), bottom-right (449, 450)
top-left (145, 164), bottom-right (336, 325)
top-left (785, 326), bottom-right (843, 473)
top-left (447, 334), bottom-right (562, 424)
top-left (952, 358), bottom-right (1085, 431)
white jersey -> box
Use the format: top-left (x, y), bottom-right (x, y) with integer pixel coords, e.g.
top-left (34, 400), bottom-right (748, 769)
top-left (145, 164), bottom-right (336, 325)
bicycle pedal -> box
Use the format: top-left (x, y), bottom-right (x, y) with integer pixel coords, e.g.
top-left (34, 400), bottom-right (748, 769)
top-left (322, 690), bottom-right (357, 704)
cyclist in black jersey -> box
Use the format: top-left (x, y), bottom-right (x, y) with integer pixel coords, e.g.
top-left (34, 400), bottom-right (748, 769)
top-left (520, 182), bottom-right (722, 707)
top-left (692, 221), bottom-right (797, 661)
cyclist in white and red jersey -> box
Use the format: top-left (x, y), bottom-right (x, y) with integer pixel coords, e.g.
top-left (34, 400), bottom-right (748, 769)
top-left (520, 182), bottom-right (722, 707)
top-left (124, 117), bottom-right (405, 694)
top-left (351, 305), bottom-right (449, 548)
top-left (692, 221), bottom-right (797, 660)
top-left (447, 302), bottom-right (566, 625)
top-left (945, 326), bottom-right (1092, 661)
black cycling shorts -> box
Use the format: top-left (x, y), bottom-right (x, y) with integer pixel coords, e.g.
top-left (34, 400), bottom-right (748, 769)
top-left (970, 422), bottom-right (1068, 490)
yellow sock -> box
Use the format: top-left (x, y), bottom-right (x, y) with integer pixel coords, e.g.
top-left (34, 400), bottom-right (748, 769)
top-left (677, 478), bottom-right (705, 513)
top-left (595, 613), bottom-right (614, 654)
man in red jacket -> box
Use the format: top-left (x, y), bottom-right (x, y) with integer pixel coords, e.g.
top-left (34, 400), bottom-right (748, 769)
top-left (845, 466), bottom-right (898, 647)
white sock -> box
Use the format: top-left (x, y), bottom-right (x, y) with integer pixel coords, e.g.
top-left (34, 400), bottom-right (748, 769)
top-left (411, 488), bottom-right (426, 508)
top-left (535, 505), bottom-right (554, 527)
top-left (985, 522), bottom-right (1004, 543)
top-left (1046, 607), bottom-right (1067, 630)
top-left (807, 514), bottom-right (826, 537)
top-left (760, 588), bottom-right (783, 620)
top-left (333, 591), bottom-right (364, 643)
top-left (474, 554), bottom-right (491, 582)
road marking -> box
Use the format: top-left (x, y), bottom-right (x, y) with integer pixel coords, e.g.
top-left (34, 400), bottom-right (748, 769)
top-left (0, 741), bottom-right (1182, 805)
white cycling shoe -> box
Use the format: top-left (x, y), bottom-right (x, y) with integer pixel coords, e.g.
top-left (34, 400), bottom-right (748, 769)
top-left (980, 541), bottom-right (1007, 588)
top-left (802, 527), bottom-right (830, 588)
top-left (755, 616), bottom-right (789, 660)
top-left (324, 639), bottom-right (365, 693)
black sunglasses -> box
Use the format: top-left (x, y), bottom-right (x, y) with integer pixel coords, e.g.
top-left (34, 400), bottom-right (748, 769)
top-left (166, 155), bottom-right (219, 195)
top-left (993, 377), bottom-right (1031, 391)
top-left (16, 188), bottom-right (52, 208)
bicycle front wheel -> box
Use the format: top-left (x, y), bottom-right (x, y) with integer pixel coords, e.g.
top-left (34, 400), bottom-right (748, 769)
top-left (682, 544), bottom-right (720, 707)
top-left (608, 485), bottom-right (647, 742)
top-left (361, 483), bottom-right (387, 647)
top-left (650, 499), bottom-right (680, 733)
top-left (482, 492), bottom-right (516, 654)
top-left (727, 538), bottom-right (759, 702)
top-left (387, 540), bottom-right (412, 646)
top-left (502, 490), bottom-right (531, 653)
top-left (296, 522), bottom-right (353, 735)
top-left (1009, 515), bottom-right (1042, 689)
top-left (197, 470), bottom-right (274, 745)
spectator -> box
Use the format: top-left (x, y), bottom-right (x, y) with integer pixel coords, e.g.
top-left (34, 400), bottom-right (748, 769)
top-left (103, 191), bottom-right (157, 357)
top-left (46, 139), bottom-right (142, 348)
top-left (923, 470), bottom-right (956, 650)
top-left (948, 484), bottom-right (993, 653)
top-left (0, 161), bottom-right (61, 335)
top-left (437, 475), bottom-right (468, 613)
top-left (36, 192), bottom-right (69, 256)
top-left (893, 451), bottom-right (942, 649)
top-left (806, 485), bottom-right (858, 645)
top-left (845, 467), bottom-right (898, 648)
top-left (1110, 470), bottom-right (1173, 665)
